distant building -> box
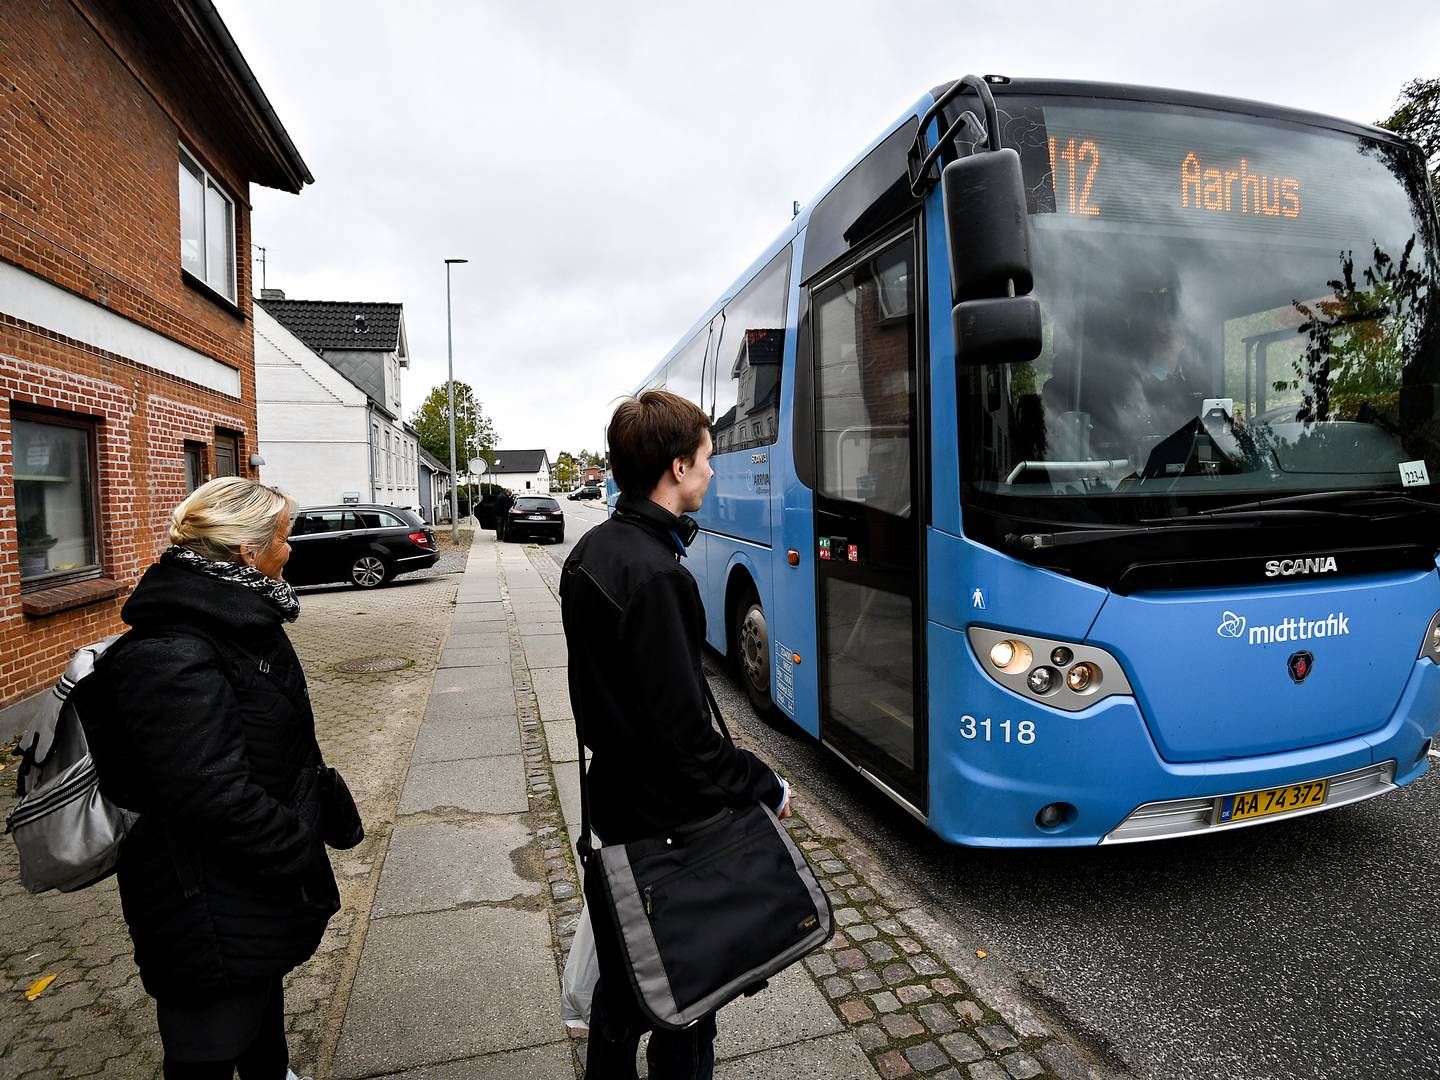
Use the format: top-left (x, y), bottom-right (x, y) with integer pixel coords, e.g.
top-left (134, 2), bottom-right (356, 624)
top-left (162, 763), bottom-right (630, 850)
top-left (489, 450), bottom-right (552, 494)
top-left (0, 1), bottom-right (309, 714)
top-left (582, 466), bottom-right (605, 486)
top-left (255, 294), bottom-right (420, 509)
top-left (417, 446), bottom-right (451, 524)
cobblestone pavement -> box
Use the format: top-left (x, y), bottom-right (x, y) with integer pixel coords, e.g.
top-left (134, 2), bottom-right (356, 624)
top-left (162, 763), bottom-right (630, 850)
top-left (523, 545), bottom-right (1122, 1080)
top-left (0, 545), bottom-right (468, 1077)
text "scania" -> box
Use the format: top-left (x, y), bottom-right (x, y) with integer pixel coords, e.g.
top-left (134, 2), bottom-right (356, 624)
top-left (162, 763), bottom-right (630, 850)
top-left (1264, 556), bottom-right (1338, 578)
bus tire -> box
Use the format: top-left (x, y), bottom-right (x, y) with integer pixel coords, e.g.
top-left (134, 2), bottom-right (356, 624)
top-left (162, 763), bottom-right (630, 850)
top-left (733, 590), bottom-right (777, 720)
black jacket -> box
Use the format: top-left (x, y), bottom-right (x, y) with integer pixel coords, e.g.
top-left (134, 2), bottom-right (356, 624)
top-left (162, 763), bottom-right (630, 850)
top-left (560, 494), bottom-right (782, 843)
top-left (90, 562), bottom-right (339, 1002)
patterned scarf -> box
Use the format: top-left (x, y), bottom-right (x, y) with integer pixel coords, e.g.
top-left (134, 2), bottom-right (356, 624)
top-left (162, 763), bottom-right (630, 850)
top-left (161, 545), bottom-right (301, 623)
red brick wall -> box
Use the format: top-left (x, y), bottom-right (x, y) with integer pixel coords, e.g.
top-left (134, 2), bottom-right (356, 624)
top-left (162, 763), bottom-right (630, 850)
top-left (0, 1), bottom-right (266, 707)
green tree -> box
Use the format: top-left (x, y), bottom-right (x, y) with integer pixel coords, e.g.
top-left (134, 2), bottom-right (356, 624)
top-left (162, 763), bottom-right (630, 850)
top-left (552, 451), bottom-right (580, 490)
top-left (410, 381), bottom-right (497, 472)
top-left (1378, 77), bottom-right (1440, 201)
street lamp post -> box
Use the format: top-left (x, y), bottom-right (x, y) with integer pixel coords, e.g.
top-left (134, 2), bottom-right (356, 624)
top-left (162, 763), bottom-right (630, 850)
top-left (444, 258), bottom-right (468, 543)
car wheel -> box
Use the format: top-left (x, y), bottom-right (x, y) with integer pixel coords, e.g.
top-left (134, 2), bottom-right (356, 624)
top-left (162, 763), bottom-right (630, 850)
top-left (557, 530), bottom-right (565, 543)
top-left (350, 554), bottom-right (390, 589)
top-left (734, 590), bottom-right (776, 718)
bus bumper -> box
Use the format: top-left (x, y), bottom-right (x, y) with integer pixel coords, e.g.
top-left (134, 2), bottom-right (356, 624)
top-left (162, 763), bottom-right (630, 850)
top-left (924, 623), bottom-right (1440, 847)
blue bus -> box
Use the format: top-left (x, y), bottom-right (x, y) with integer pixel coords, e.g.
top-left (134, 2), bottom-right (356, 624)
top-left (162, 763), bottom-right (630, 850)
top-left (625, 75), bottom-right (1440, 846)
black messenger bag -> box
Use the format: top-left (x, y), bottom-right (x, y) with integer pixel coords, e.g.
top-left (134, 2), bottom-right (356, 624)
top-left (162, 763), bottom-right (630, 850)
top-left (576, 684), bottom-right (833, 1031)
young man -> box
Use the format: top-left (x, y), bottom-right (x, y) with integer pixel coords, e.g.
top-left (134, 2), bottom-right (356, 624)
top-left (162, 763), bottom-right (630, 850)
top-left (560, 390), bottom-right (790, 1080)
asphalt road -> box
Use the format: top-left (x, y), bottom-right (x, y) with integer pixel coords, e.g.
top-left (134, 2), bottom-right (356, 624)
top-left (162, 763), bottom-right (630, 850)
top-left (704, 661), bottom-right (1440, 1080)
top-left (536, 497), bottom-right (1440, 1079)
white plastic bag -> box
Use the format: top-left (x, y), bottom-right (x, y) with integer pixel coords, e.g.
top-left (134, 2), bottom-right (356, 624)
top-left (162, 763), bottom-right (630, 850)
top-left (561, 902), bottom-right (600, 1031)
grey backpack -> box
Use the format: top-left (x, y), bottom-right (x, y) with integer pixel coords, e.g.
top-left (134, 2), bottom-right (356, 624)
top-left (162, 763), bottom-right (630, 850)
top-left (5, 634), bottom-right (135, 893)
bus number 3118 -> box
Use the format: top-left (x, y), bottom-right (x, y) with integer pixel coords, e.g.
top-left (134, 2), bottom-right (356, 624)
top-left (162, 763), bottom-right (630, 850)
top-left (959, 716), bottom-right (1037, 745)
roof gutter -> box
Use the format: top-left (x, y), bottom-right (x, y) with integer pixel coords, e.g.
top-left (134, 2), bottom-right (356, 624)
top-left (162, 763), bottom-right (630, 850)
top-left (191, 0), bottom-right (314, 190)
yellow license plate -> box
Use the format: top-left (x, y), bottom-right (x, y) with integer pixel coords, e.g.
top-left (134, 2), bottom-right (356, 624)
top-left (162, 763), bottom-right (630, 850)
top-left (1215, 779), bottom-right (1329, 825)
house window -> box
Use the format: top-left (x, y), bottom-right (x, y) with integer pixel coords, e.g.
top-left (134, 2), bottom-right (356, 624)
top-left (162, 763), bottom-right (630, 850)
top-left (13, 409), bottom-right (102, 588)
top-left (385, 430), bottom-right (394, 485)
top-left (179, 146), bottom-right (237, 302)
top-left (183, 442), bottom-right (206, 491)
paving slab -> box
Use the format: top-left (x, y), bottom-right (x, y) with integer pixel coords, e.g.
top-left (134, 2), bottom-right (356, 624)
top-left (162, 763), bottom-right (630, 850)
top-left (522, 634), bottom-right (569, 669)
top-left (331, 907), bottom-right (565, 1078)
top-left (412, 712), bottom-right (521, 763)
top-left (425, 687), bottom-right (520, 723)
top-left (714, 959), bottom-right (845, 1060)
top-left (507, 587), bottom-right (557, 603)
top-left (373, 819), bottom-right (542, 917)
top-left (451, 606), bottom-right (509, 626)
top-left (441, 631), bottom-right (511, 651)
top-left (372, 1043), bottom-right (574, 1080)
top-left (437, 645), bottom-right (510, 668)
top-left (555, 760), bottom-right (581, 831)
top-left (433, 664), bottom-right (515, 692)
top-left (544, 720), bottom-right (578, 763)
top-left (535, 678), bottom-right (573, 723)
top-left (455, 590), bottom-right (502, 603)
top-left (714, 1031), bottom-right (879, 1079)
top-left (398, 756), bottom-right (527, 815)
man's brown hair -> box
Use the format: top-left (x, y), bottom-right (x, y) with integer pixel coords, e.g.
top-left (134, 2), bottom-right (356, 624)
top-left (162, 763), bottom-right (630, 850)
top-left (608, 390), bottom-right (710, 497)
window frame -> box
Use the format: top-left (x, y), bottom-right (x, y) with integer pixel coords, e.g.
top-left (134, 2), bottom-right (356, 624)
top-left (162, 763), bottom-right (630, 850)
top-left (13, 405), bottom-right (105, 592)
top-left (178, 145), bottom-right (238, 305)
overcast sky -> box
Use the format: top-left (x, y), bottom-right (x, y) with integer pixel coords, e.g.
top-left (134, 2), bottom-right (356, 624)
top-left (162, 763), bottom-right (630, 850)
top-left (221, 1), bottom-right (1440, 461)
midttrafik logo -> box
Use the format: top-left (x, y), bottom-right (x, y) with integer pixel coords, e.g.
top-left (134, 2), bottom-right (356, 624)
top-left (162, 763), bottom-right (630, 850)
top-left (1216, 610), bottom-right (1350, 645)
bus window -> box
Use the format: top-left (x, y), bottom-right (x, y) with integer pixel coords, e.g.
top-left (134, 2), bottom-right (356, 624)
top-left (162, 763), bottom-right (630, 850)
top-left (712, 245), bottom-right (791, 453)
top-left (664, 327), bottom-right (709, 410)
top-left (814, 237), bottom-right (916, 518)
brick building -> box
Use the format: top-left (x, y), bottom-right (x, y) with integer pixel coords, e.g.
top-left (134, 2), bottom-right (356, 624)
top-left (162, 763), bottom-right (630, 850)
top-left (0, 2), bottom-right (311, 716)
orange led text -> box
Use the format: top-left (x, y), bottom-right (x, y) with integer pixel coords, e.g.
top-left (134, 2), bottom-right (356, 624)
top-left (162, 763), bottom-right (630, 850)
top-left (1180, 153), bottom-right (1300, 218)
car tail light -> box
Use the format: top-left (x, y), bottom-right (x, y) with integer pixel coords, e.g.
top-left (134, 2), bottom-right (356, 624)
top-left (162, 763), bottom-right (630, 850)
top-left (408, 530), bottom-right (431, 547)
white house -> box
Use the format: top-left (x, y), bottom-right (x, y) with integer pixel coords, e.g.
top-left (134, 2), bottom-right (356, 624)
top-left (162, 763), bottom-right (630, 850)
top-left (253, 295), bottom-right (420, 509)
top-left (490, 449), bottom-right (551, 494)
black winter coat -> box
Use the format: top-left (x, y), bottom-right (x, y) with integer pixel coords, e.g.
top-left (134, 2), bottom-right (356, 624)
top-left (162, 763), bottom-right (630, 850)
top-left (560, 495), bottom-right (782, 843)
top-left (90, 561), bottom-right (339, 1003)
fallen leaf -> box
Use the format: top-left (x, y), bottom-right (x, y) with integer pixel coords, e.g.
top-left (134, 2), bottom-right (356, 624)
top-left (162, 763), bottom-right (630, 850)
top-left (975, 950), bottom-right (988, 959)
top-left (25, 974), bottom-right (57, 1000)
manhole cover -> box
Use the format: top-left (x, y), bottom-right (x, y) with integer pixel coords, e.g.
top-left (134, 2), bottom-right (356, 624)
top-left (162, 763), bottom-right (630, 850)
top-left (335, 656), bottom-right (412, 674)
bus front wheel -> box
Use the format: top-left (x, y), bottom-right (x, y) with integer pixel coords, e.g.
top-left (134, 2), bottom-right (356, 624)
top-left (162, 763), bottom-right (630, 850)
top-left (734, 593), bottom-right (775, 717)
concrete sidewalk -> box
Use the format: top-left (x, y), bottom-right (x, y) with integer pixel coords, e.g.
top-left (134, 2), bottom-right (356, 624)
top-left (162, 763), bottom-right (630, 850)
top-left (328, 529), bottom-right (1117, 1079)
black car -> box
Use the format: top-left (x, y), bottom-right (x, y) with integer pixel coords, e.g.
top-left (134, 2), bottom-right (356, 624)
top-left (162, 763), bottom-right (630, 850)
top-left (502, 495), bottom-right (564, 542)
top-left (569, 484), bottom-right (603, 500)
top-left (287, 504), bottom-right (439, 588)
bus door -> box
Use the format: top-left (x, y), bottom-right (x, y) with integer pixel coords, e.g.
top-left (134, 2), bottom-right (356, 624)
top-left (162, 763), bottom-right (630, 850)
top-left (810, 227), bottom-right (927, 813)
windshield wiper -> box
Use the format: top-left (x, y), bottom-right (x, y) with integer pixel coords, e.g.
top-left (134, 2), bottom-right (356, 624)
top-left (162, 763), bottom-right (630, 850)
top-left (1009, 518), bottom-right (1279, 550)
top-left (1192, 489), bottom-right (1440, 518)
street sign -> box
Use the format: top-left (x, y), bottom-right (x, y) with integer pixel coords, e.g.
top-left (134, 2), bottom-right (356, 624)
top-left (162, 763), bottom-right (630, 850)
top-left (469, 459), bottom-right (488, 476)
top-left (342, 491), bottom-right (361, 504)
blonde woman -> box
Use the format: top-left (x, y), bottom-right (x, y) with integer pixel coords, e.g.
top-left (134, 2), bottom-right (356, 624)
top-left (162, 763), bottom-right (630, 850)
top-left (89, 477), bottom-right (360, 1079)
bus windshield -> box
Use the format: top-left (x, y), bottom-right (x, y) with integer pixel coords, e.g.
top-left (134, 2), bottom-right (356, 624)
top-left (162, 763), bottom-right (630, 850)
top-left (959, 97), bottom-right (1440, 526)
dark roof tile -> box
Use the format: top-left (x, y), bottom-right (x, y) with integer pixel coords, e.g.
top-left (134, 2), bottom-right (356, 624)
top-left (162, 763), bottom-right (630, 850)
top-left (258, 298), bottom-right (404, 353)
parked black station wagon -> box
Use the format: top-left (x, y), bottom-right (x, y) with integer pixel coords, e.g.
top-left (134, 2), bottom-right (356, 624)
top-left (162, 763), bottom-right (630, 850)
top-left (287, 504), bottom-right (438, 588)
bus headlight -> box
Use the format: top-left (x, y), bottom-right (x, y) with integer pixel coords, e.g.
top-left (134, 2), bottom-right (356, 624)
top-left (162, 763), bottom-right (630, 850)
top-left (1422, 611), bottom-right (1440, 661)
top-left (968, 627), bottom-right (1132, 712)
top-left (1066, 662), bottom-right (1099, 692)
top-left (989, 639), bottom-right (1032, 674)
top-left (1027, 666), bottom-right (1058, 694)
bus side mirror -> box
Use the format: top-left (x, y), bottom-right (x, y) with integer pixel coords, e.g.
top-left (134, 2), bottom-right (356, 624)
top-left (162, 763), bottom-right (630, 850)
top-left (941, 148), bottom-right (1042, 366)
